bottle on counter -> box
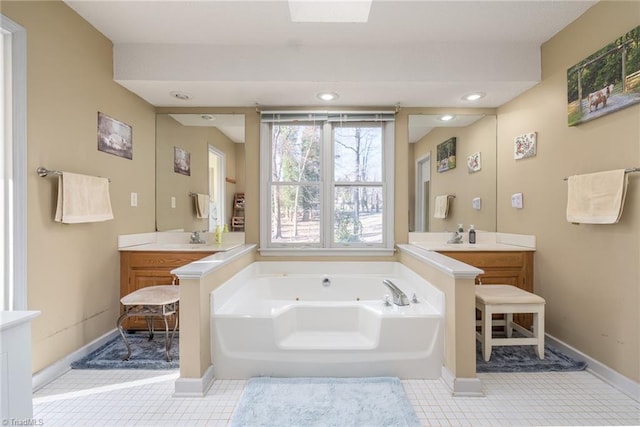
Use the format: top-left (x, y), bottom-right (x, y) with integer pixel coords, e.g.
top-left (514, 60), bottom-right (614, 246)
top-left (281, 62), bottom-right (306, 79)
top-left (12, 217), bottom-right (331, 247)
top-left (468, 224), bottom-right (476, 244)
top-left (214, 225), bottom-right (222, 244)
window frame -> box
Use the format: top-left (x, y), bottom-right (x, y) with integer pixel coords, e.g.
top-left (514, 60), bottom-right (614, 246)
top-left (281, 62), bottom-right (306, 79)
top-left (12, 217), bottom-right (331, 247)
top-left (259, 112), bottom-right (394, 256)
top-left (1, 15), bottom-right (27, 310)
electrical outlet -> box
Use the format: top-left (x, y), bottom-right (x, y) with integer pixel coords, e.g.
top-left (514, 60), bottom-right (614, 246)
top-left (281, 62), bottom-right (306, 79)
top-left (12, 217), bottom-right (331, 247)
top-left (511, 192), bottom-right (523, 209)
top-left (130, 192), bottom-right (138, 207)
top-left (171, 196), bottom-right (176, 209)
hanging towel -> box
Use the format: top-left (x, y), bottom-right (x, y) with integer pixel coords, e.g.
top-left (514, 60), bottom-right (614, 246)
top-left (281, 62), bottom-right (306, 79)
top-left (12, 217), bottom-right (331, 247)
top-left (566, 169), bottom-right (628, 224)
top-left (54, 172), bottom-right (113, 224)
top-left (434, 195), bottom-right (450, 219)
top-left (195, 193), bottom-right (210, 219)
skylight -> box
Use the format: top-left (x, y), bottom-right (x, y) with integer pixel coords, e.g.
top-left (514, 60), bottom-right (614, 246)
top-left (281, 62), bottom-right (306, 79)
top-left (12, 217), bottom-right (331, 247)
top-left (288, 0), bottom-right (372, 23)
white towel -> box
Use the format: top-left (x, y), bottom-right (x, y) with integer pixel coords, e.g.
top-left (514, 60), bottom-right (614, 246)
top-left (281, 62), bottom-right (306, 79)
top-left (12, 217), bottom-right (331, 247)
top-left (434, 195), bottom-right (450, 219)
top-left (195, 193), bottom-right (209, 219)
top-left (54, 172), bottom-right (114, 224)
top-left (566, 169), bottom-right (628, 224)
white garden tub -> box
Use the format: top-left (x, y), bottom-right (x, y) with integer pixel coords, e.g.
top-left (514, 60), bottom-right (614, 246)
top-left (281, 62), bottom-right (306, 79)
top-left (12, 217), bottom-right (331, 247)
top-left (211, 262), bottom-right (444, 379)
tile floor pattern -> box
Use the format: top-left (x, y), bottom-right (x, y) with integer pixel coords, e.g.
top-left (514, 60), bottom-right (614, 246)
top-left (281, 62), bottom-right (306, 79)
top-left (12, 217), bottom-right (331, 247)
top-left (32, 369), bottom-right (639, 426)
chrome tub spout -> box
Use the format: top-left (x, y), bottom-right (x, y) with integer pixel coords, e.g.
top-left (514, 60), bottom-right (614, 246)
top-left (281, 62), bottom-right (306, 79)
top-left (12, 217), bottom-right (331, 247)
top-left (382, 279), bottom-right (410, 306)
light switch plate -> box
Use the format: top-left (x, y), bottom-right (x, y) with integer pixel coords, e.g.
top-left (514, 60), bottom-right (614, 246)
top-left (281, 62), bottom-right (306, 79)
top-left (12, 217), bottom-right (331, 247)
top-left (130, 192), bottom-right (138, 207)
top-left (511, 192), bottom-right (523, 209)
top-left (171, 196), bottom-right (176, 209)
top-left (472, 197), bottom-right (481, 210)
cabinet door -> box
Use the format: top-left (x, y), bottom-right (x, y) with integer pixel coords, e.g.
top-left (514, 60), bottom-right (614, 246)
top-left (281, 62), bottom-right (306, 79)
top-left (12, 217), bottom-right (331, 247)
top-left (120, 251), bottom-right (212, 331)
top-left (438, 251), bottom-right (533, 329)
top-left (121, 269), bottom-right (178, 331)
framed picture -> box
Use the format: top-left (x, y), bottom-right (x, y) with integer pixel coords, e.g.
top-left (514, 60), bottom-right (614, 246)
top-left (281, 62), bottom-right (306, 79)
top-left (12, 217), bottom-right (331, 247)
top-left (436, 137), bottom-right (456, 173)
top-left (174, 146), bottom-right (191, 176)
top-left (97, 112), bottom-right (132, 159)
top-left (567, 25), bottom-right (640, 126)
top-left (514, 132), bottom-right (537, 160)
top-left (467, 151), bottom-right (481, 173)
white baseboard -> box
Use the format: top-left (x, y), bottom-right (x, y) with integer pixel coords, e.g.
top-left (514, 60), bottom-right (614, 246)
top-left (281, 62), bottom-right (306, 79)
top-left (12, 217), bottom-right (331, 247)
top-left (546, 333), bottom-right (639, 402)
top-left (32, 329), bottom-right (119, 391)
top-left (440, 366), bottom-right (484, 397)
top-left (173, 364), bottom-right (215, 397)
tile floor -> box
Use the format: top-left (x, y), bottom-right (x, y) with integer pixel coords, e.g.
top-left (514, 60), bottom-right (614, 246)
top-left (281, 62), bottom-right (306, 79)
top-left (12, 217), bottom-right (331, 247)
top-left (32, 369), bottom-right (639, 426)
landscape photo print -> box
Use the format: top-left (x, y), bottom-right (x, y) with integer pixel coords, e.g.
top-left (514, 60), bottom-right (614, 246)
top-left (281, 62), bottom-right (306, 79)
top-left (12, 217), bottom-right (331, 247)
top-left (567, 25), bottom-right (640, 126)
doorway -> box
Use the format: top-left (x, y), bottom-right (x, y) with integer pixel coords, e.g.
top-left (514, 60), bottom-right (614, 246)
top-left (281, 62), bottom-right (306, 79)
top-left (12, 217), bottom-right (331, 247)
top-left (208, 146), bottom-right (226, 231)
top-left (415, 153), bottom-right (431, 232)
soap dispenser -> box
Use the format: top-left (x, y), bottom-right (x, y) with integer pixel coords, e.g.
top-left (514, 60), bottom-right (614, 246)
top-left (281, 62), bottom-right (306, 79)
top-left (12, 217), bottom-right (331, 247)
top-left (468, 224), bottom-right (476, 244)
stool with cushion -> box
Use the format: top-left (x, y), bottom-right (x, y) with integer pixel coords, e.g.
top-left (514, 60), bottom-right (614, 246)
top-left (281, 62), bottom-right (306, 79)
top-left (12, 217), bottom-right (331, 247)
top-left (475, 284), bottom-right (545, 362)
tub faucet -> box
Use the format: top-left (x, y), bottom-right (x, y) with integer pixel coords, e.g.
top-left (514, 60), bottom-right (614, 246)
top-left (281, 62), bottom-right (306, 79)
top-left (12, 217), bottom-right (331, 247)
top-left (322, 277), bottom-right (331, 287)
top-left (382, 279), bottom-right (410, 306)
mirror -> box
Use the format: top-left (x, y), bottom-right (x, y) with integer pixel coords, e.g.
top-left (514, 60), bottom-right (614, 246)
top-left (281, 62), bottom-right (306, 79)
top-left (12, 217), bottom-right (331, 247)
top-left (408, 114), bottom-right (496, 232)
top-left (155, 113), bottom-right (246, 232)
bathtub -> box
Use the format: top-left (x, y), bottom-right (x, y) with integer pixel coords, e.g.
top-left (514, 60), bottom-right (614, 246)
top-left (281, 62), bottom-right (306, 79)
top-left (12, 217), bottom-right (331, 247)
top-left (211, 262), bottom-right (444, 379)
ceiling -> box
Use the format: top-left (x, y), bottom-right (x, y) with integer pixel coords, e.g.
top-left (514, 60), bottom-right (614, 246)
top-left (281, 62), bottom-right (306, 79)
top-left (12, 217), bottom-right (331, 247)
top-left (64, 0), bottom-right (596, 109)
top-left (408, 114), bottom-right (485, 143)
top-left (168, 113), bottom-right (246, 143)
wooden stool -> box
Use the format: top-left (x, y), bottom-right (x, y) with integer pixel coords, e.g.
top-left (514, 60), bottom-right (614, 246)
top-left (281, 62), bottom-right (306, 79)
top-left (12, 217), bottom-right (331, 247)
top-left (475, 285), bottom-right (545, 362)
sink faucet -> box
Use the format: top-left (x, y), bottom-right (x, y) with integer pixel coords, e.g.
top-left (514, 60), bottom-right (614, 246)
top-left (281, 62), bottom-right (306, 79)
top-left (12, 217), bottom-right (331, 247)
top-left (382, 279), bottom-right (410, 306)
top-left (189, 231), bottom-right (206, 244)
top-left (447, 231), bottom-right (463, 244)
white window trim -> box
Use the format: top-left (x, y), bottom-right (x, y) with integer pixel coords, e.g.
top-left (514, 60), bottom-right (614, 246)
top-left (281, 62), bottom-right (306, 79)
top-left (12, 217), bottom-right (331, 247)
top-left (259, 113), bottom-right (395, 256)
top-left (1, 15), bottom-right (27, 310)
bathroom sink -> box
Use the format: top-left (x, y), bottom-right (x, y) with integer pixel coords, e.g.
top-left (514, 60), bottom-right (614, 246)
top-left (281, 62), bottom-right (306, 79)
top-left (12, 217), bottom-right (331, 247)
top-left (154, 242), bottom-right (242, 251)
top-left (158, 243), bottom-right (214, 249)
top-left (444, 243), bottom-right (482, 249)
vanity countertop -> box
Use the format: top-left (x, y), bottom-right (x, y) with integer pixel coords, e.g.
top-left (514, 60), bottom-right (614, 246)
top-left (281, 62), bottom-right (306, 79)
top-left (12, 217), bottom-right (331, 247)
top-left (118, 231), bottom-right (245, 252)
top-left (410, 242), bottom-right (534, 252)
top-left (408, 232), bottom-right (536, 252)
top-left (119, 242), bottom-right (242, 252)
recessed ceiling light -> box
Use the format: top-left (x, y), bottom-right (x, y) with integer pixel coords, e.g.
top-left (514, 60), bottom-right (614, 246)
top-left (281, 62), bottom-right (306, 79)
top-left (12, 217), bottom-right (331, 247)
top-left (170, 91), bottom-right (192, 101)
top-left (463, 92), bottom-right (485, 101)
top-left (201, 114), bottom-right (215, 121)
top-left (440, 114), bottom-right (455, 121)
top-left (317, 92), bottom-right (339, 101)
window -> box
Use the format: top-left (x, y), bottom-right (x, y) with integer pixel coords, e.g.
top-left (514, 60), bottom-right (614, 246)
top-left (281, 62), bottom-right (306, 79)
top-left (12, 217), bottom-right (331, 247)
top-left (1, 15), bottom-right (27, 310)
top-left (260, 111), bottom-right (394, 254)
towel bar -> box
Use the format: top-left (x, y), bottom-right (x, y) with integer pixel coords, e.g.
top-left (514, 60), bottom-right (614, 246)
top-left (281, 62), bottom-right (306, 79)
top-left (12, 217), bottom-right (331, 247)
top-left (562, 167), bottom-right (639, 181)
top-left (37, 166), bottom-right (111, 182)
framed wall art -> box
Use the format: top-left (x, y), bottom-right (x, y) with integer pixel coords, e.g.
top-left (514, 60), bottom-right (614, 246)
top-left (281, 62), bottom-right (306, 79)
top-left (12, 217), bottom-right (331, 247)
top-left (567, 25), bottom-right (640, 126)
top-left (514, 132), bottom-right (537, 160)
top-left (436, 137), bottom-right (456, 173)
top-left (97, 112), bottom-right (132, 159)
top-left (467, 151), bottom-right (481, 173)
top-left (174, 146), bottom-right (191, 176)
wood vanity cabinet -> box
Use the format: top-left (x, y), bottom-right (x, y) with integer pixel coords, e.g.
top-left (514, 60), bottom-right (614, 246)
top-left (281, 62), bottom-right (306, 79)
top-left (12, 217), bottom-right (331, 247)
top-left (119, 250), bottom-right (214, 330)
top-left (437, 250), bottom-right (534, 328)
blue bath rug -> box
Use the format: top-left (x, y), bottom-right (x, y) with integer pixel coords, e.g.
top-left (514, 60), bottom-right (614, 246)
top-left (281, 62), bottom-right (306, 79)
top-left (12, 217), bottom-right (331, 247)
top-left (230, 377), bottom-right (420, 427)
top-left (71, 333), bottom-right (179, 370)
top-left (476, 338), bottom-right (587, 373)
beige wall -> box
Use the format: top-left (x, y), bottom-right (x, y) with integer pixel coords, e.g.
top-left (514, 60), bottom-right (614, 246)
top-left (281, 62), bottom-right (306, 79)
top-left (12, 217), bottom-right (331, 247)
top-left (6, 0), bottom-right (638, 385)
top-left (155, 114), bottom-right (238, 231)
top-left (497, 2), bottom-right (639, 382)
top-left (411, 115), bottom-right (497, 233)
top-left (3, 1), bottom-right (156, 372)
